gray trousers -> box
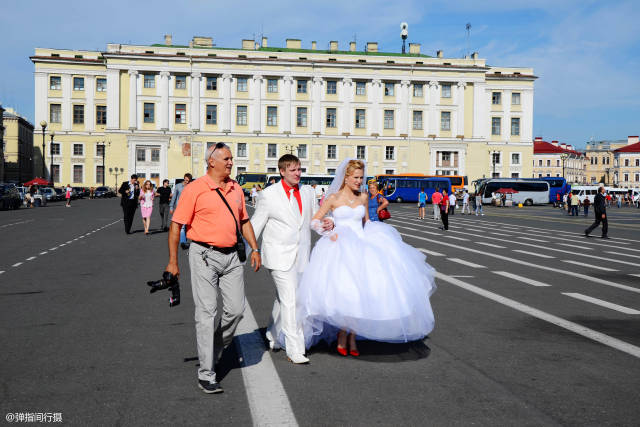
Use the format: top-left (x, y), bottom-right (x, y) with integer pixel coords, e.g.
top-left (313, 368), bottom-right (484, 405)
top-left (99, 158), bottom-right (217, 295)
top-left (159, 203), bottom-right (170, 230)
top-left (188, 244), bottom-right (245, 384)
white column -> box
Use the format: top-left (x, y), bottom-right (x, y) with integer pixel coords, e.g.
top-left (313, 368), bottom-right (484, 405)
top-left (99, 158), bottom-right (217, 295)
top-left (85, 76), bottom-right (95, 132)
top-left (34, 72), bottom-right (47, 126)
top-left (503, 89), bottom-right (511, 140)
top-left (222, 74), bottom-right (232, 131)
top-left (472, 82), bottom-right (486, 139)
top-left (522, 88), bottom-right (534, 142)
top-left (311, 77), bottom-right (323, 133)
top-left (251, 75), bottom-right (263, 133)
top-left (159, 71), bottom-right (169, 130)
top-left (400, 80), bottom-right (411, 135)
top-left (282, 76), bottom-right (293, 133)
top-left (428, 80), bottom-right (439, 136)
top-left (106, 69), bottom-right (120, 129)
top-left (190, 72), bottom-right (201, 131)
top-left (456, 82), bottom-right (466, 137)
top-left (128, 70), bottom-right (138, 130)
top-left (341, 78), bottom-right (352, 134)
top-left (62, 74), bottom-right (72, 131)
top-left (370, 79), bottom-right (382, 134)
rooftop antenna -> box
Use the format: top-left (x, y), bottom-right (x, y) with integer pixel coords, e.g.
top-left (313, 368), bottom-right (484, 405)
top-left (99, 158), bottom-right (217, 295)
top-left (400, 22), bottom-right (408, 54)
top-left (466, 23), bottom-right (472, 56)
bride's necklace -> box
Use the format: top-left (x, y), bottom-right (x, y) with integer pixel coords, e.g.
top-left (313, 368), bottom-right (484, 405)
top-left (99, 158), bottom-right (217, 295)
top-left (345, 191), bottom-right (360, 204)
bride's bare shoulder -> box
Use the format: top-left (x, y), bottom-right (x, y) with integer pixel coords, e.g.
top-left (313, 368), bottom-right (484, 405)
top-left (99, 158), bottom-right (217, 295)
top-left (359, 192), bottom-right (369, 202)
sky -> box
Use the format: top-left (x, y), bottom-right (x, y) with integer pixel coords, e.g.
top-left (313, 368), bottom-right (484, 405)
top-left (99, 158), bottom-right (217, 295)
top-left (1, 0), bottom-right (638, 148)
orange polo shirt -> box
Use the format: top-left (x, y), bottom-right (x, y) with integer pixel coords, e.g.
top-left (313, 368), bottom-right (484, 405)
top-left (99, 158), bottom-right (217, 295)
top-left (172, 174), bottom-right (248, 247)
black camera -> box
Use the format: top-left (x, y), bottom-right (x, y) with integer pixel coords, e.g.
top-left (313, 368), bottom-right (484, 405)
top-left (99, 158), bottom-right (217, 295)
top-left (147, 271), bottom-right (180, 307)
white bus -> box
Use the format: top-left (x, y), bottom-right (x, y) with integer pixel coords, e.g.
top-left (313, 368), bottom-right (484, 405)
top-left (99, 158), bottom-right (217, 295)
top-left (478, 179), bottom-right (550, 205)
top-left (571, 185), bottom-right (600, 204)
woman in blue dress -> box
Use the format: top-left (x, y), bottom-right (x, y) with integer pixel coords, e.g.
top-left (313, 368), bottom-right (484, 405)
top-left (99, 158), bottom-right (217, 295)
top-left (367, 181), bottom-right (389, 222)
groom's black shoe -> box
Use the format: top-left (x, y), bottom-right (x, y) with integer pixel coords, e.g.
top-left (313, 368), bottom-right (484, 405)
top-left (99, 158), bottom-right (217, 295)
top-left (198, 380), bottom-right (224, 394)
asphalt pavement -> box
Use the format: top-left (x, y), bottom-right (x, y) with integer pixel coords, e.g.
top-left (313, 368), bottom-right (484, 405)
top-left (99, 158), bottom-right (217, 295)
top-left (1, 198), bottom-right (639, 426)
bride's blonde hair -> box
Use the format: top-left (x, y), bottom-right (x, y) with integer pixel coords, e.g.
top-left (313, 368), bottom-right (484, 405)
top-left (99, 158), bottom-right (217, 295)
top-left (340, 159), bottom-right (365, 189)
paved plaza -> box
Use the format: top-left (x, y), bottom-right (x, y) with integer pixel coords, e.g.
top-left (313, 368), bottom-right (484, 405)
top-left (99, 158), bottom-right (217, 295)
top-left (1, 199), bottom-right (639, 426)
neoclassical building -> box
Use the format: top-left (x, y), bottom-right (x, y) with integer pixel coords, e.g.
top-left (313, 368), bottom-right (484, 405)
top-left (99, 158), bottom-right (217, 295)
top-left (31, 35), bottom-right (535, 187)
top-left (532, 137), bottom-right (587, 184)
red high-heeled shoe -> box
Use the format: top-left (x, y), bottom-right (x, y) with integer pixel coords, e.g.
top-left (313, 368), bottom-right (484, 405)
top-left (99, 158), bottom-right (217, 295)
top-left (349, 348), bottom-right (360, 357)
top-left (337, 346), bottom-right (348, 356)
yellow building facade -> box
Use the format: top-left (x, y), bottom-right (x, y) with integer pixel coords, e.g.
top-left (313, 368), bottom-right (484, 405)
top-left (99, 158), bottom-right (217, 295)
top-left (32, 36), bottom-right (536, 188)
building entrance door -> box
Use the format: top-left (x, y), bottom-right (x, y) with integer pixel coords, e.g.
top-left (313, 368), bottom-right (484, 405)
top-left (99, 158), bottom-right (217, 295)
top-left (134, 145), bottom-right (161, 187)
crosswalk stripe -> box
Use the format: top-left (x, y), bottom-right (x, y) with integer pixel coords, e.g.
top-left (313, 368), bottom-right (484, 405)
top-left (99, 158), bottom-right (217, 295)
top-left (562, 260), bottom-right (617, 271)
top-left (513, 250), bottom-right (554, 259)
top-left (517, 237), bottom-right (548, 243)
top-left (418, 248), bottom-right (445, 257)
top-left (605, 251), bottom-right (640, 259)
top-left (563, 293), bottom-right (640, 315)
top-left (494, 271), bottom-right (551, 287)
top-left (448, 258), bottom-right (486, 268)
top-left (475, 242), bottom-right (506, 248)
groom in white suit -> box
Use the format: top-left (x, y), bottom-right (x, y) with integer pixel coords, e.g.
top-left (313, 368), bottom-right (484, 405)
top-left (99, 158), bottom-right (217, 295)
top-left (251, 154), bottom-right (331, 364)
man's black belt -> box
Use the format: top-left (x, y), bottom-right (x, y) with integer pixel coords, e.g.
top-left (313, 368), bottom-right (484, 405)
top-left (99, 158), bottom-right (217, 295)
top-left (192, 241), bottom-right (236, 254)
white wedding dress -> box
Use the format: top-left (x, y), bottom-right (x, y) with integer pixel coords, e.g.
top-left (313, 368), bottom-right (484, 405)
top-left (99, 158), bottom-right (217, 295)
top-left (296, 204), bottom-right (436, 349)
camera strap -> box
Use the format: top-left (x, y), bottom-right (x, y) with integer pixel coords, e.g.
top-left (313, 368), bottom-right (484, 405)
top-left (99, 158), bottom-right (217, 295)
top-left (214, 188), bottom-right (241, 236)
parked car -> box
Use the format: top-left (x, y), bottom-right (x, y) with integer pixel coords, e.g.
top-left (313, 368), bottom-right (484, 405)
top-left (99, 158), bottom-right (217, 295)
top-left (73, 187), bottom-right (89, 199)
top-left (54, 188), bottom-right (64, 201)
top-left (40, 187), bottom-right (58, 202)
top-left (94, 186), bottom-right (115, 198)
top-left (0, 183), bottom-right (22, 210)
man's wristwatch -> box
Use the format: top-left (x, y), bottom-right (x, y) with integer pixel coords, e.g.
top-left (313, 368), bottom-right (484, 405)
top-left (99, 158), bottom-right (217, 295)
top-left (251, 248), bottom-right (260, 253)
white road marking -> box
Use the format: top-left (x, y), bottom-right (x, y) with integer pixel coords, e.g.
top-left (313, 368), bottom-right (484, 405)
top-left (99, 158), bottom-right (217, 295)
top-left (630, 274), bottom-right (640, 278)
top-left (448, 258), bottom-right (486, 268)
top-left (26, 256), bottom-right (36, 261)
top-left (450, 275), bottom-right (475, 278)
top-left (39, 251), bottom-right (48, 255)
top-left (66, 240), bottom-right (72, 244)
top-left (436, 272), bottom-right (640, 359)
top-left (562, 260), bottom-right (617, 271)
top-left (12, 262), bottom-right (22, 267)
top-left (0, 219), bottom-right (34, 229)
top-left (418, 248), bottom-right (445, 257)
top-left (59, 244), bottom-right (66, 247)
top-left (49, 247), bottom-right (58, 251)
top-left (488, 232), bottom-right (510, 236)
top-left (475, 242), bottom-right (506, 249)
top-left (234, 301), bottom-right (298, 427)
top-left (563, 293), bottom-right (640, 315)
top-left (494, 271), bottom-right (551, 287)
top-left (0, 271), bottom-right (4, 275)
top-left (513, 250), bottom-right (554, 259)
top-left (605, 251), bottom-right (640, 259)
top-left (556, 242), bottom-right (592, 250)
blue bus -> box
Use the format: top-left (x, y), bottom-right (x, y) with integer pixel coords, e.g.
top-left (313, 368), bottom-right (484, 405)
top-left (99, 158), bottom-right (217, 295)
top-left (380, 177), bottom-right (452, 203)
top-left (533, 177), bottom-right (571, 203)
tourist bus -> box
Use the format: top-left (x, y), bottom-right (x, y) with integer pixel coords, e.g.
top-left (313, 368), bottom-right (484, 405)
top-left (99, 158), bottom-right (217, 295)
top-left (236, 172), bottom-right (267, 195)
top-left (379, 176), bottom-right (452, 203)
top-left (374, 174), bottom-right (466, 195)
top-left (534, 177), bottom-right (571, 203)
top-left (570, 185), bottom-right (600, 204)
top-left (478, 179), bottom-right (550, 205)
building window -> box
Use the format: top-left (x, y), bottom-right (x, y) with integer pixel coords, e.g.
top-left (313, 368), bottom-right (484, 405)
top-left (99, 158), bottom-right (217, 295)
top-left (96, 78), bottom-right (107, 92)
top-left (50, 76), bottom-right (61, 90)
top-left (267, 79), bottom-right (278, 93)
top-left (538, 159), bottom-right (542, 166)
top-left (296, 80), bottom-right (307, 93)
top-left (624, 173), bottom-right (629, 182)
top-left (492, 92), bottom-right (501, 105)
top-left (143, 74), bottom-right (155, 88)
top-left (327, 145), bottom-right (337, 159)
top-left (546, 159), bottom-right (551, 167)
top-left (50, 104), bottom-right (61, 123)
top-left (326, 108), bottom-right (336, 128)
top-left (267, 144), bottom-right (277, 158)
top-left (297, 144), bottom-right (307, 159)
top-left (511, 153), bottom-right (521, 165)
top-left (206, 105), bottom-right (217, 125)
top-left (296, 107), bottom-right (307, 127)
top-left (624, 158), bottom-right (630, 167)
top-left (413, 84), bottom-right (423, 97)
top-left (236, 166), bottom-right (247, 174)
top-left (96, 105), bottom-right (107, 125)
top-left (206, 76), bottom-right (217, 91)
top-left (636, 159), bottom-right (640, 167)
top-left (356, 81), bottom-right (366, 96)
top-left (355, 109), bottom-right (365, 129)
top-left (594, 157), bottom-right (598, 165)
top-left (491, 117), bottom-right (501, 135)
top-left (635, 173), bottom-right (640, 182)
top-left (492, 152), bottom-right (501, 165)
top-left (326, 80), bottom-right (337, 94)
top-left (442, 152), bottom-right (451, 162)
top-left (384, 83), bottom-right (394, 96)
top-left (144, 103), bottom-right (154, 123)
top-left (73, 165), bottom-right (83, 183)
top-left (73, 77), bottom-right (84, 91)
top-left (175, 104), bottom-right (186, 124)
top-left (385, 169), bottom-right (395, 175)
top-left (356, 145), bottom-right (366, 160)
top-left (236, 105), bottom-right (247, 125)
top-left (237, 143), bottom-right (247, 157)
top-left (511, 172), bottom-right (520, 178)
top-left (441, 84), bottom-right (451, 98)
top-left (151, 148), bottom-right (160, 162)
top-left (175, 75), bottom-right (186, 89)
top-left (267, 167), bottom-right (277, 173)
top-left (237, 78), bottom-right (248, 92)
top-left (96, 165), bottom-right (104, 184)
top-left (267, 106), bottom-right (278, 126)
top-left (384, 110), bottom-right (394, 129)
top-left (385, 146), bottom-right (395, 161)
top-left (441, 111), bottom-right (451, 131)
top-left (96, 144), bottom-right (104, 157)
top-left (413, 111), bottom-right (423, 130)
top-left (511, 118), bottom-right (520, 136)
top-left (137, 148), bottom-right (146, 162)
top-left (51, 143), bottom-right (61, 156)
top-left (73, 105), bottom-right (84, 124)
top-left (73, 143), bottom-right (83, 156)
top-left (51, 164), bottom-right (60, 182)
top-left (512, 92), bottom-right (521, 105)
top-left (556, 159), bottom-right (560, 167)
top-left (327, 168), bottom-right (336, 175)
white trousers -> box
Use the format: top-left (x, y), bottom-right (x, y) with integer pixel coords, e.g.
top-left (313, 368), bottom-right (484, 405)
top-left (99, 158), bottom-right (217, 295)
top-left (461, 202), bottom-right (471, 214)
top-left (433, 204), bottom-right (440, 220)
top-left (267, 267), bottom-right (305, 356)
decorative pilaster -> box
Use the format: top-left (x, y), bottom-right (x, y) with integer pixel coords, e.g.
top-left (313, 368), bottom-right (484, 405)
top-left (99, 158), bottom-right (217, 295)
top-left (190, 72), bottom-right (201, 131)
top-left (251, 75), bottom-right (264, 132)
top-left (222, 74), bottom-right (232, 131)
top-left (400, 80), bottom-right (411, 135)
top-left (159, 71), bottom-right (170, 131)
top-left (370, 79), bottom-right (382, 135)
top-left (106, 69), bottom-right (120, 129)
top-left (455, 81), bottom-right (466, 137)
top-left (282, 76), bottom-right (294, 133)
top-left (428, 81), bottom-right (439, 136)
top-left (128, 70), bottom-right (138, 130)
top-left (311, 77), bottom-right (323, 133)
top-left (341, 78), bottom-right (353, 134)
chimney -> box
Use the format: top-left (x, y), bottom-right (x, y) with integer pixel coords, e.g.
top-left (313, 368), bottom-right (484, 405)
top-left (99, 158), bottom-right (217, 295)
top-left (261, 37), bottom-right (268, 47)
top-left (567, 145), bottom-right (573, 151)
top-left (366, 42), bottom-right (378, 52)
top-left (242, 39), bottom-right (255, 50)
top-left (560, 143), bottom-right (567, 150)
top-left (286, 39), bottom-right (301, 49)
top-left (164, 34), bottom-right (172, 46)
top-left (409, 43), bottom-right (420, 54)
top-left (628, 136), bottom-right (639, 145)
top-left (534, 136), bottom-right (543, 142)
top-left (551, 141), bottom-right (558, 146)
top-left (436, 50), bottom-right (443, 58)
top-left (329, 41), bottom-right (338, 51)
top-left (349, 41), bottom-right (356, 52)
top-left (311, 41), bottom-right (317, 50)
top-left (192, 36), bottom-right (213, 48)
top-left (471, 52), bottom-right (478, 60)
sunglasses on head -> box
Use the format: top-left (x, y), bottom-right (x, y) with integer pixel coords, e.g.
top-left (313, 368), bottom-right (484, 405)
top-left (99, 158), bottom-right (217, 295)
top-left (208, 142), bottom-right (227, 160)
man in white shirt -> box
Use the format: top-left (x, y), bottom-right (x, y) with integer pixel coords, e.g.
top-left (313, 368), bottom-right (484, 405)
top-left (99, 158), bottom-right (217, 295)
top-left (448, 192), bottom-right (457, 215)
top-left (461, 190), bottom-right (471, 214)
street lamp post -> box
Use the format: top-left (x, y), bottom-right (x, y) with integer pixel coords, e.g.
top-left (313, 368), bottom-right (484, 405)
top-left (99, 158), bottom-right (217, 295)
top-left (284, 144), bottom-right (298, 155)
top-left (97, 140), bottom-right (109, 186)
top-left (490, 151), bottom-right (498, 178)
top-left (49, 131), bottom-right (55, 185)
top-left (39, 120), bottom-right (47, 178)
top-left (560, 153), bottom-right (569, 180)
top-left (109, 167), bottom-right (124, 189)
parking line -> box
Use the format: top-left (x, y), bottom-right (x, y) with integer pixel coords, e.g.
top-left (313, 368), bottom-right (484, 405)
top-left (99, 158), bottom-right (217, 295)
top-left (475, 242), bottom-right (506, 249)
top-left (563, 293), bottom-right (640, 315)
top-left (12, 262), bottom-right (22, 267)
top-left (25, 256), bottom-right (36, 261)
top-left (517, 237), bottom-right (549, 243)
top-left (605, 251), bottom-right (640, 259)
top-left (562, 260), bottom-right (617, 271)
top-left (418, 248), bottom-right (445, 257)
top-left (448, 258), bottom-right (486, 268)
top-left (494, 271), bottom-right (551, 287)
top-left (436, 272), bottom-right (640, 359)
top-left (0, 271), bottom-right (4, 275)
top-left (631, 274), bottom-right (640, 278)
top-left (49, 247), bottom-right (58, 251)
top-left (513, 250), bottom-right (554, 259)
top-left (39, 251), bottom-right (48, 255)
top-left (556, 242), bottom-right (593, 250)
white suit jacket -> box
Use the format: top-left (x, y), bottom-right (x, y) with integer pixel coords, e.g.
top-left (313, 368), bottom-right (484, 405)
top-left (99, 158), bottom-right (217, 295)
top-left (250, 181), bottom-right (318, 272)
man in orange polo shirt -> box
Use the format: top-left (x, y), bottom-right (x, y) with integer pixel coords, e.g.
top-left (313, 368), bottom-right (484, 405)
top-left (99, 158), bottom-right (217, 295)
top-left (166, 142), bottom-right (261, 394)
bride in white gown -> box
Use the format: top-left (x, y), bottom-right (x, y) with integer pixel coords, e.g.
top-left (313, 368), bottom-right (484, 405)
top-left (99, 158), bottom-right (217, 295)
top-left (297, 159), bottom-right (436, 356)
